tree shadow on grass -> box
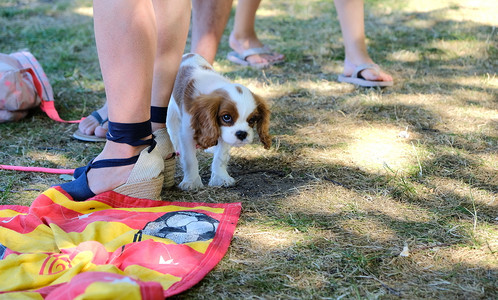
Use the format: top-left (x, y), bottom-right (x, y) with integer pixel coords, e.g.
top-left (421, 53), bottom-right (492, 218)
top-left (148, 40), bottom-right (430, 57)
top-left (167, 153), bottom-right (497, 297)
top-left (174, 191), bottom-right (497, 298)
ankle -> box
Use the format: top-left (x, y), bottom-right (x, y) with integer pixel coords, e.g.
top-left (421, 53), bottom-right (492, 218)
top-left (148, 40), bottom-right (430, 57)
top-left (344, 55), bottom-right (374, 68)
top-left (152, 122), bottom-right (166, 133)
top-left (229, 31), bottom-right (261, 49)
top-left (99, 141), bottom-right (148, 160)
top-left (150, 106), bottom-right (167, 133)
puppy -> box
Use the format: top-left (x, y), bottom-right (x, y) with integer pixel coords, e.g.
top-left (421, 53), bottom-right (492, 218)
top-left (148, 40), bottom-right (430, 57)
top-left (167, 53), bottom-right (271, 191)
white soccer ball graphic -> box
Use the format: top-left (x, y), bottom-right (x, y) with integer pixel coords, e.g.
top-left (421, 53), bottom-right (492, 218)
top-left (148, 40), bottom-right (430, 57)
top-left (142, 211), bottom-right (219, 244)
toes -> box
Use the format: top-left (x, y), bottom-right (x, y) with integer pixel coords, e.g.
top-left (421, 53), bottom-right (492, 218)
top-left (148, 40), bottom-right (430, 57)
top-left (360, 68), bottom-right (392, 82)
top-left (78, 116), bottom-right (99, 135)
top-left (246, 54), bottom-right (269, 65)
top-left (94, 124), bottom-right (108, 138)
top-left (359, 69), bottom-right (382, 81)
top-left (246, 53), bottom-right (283, 66)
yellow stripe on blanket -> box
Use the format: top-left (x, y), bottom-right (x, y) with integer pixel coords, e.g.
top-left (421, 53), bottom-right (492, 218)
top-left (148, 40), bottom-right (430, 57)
top-left (0, 209), bottom-right (27, 218)
top-left (124, 265), bottom-right (181, 291)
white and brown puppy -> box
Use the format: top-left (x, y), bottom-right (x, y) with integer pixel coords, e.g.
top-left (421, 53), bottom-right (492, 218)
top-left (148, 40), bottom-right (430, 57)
top-left (167, 53), bottom-right (271, 190)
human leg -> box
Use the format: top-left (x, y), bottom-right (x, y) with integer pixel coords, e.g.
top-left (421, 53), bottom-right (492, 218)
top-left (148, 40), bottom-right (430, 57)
top-left (334, 0), bottom-right (392, 84)
top-left (73, 0), bottom-right (154, 142)
top-left (150, 0), bottom-right (191, 187)
top-left (191, 0), bottom-right (233, 65)
top-left (228, 0), bottom-right (284, 67)
top-left (89, 0), bottom-right (157, 193)
top-left (150, 0), bottom-right (190, 131)
top-left (74, 0), bottom-right (191, 142)
top-left (60, 0), bottom-right (185, 200)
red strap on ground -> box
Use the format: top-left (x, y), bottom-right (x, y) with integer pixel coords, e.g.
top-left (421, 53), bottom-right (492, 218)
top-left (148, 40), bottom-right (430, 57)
top-left (0, 165), bottom-right (74, 174)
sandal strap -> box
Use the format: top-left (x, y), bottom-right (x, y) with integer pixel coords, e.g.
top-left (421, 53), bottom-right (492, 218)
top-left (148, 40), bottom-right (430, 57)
top-left (90, 155), bottom-right (140, 169)
top-left (240, 46), bottom-right (273, 60)
top-left (56, 154), bottom-right (141, 201)
top-left (352, 63), bottom-right (380, 79)
top-left (76, 155), bottom-right (140, 177)
top-left (106, 120), bottom-right (156, 151)
top-left (150, 106), bottom-right (168, 124)
top-left (72, 154), bottom-right (140, 179)
top-left (90, 111), bottom-right (108, 125)
top-left (72, 120), bottom-right (157, 179)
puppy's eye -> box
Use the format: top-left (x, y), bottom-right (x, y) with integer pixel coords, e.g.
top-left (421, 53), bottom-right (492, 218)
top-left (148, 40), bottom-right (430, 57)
top-left (221, 114), bottom-right (232, 123)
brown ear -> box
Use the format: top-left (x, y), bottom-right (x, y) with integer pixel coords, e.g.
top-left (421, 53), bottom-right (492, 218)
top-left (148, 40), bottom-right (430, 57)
top-left (253, 93), bottom-right (271, 149)
top-left (188, 94), bottom-right (223, 149)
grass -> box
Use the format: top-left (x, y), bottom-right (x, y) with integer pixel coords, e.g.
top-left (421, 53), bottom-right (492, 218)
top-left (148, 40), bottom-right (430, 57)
top-left (1, 0), bottom-right (497, 298)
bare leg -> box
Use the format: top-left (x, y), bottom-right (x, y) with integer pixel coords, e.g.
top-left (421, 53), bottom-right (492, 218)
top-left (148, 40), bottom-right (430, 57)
top-left (76, 0), bottom-right (190, 140)
top-left (150, 0), bottom-right (190, 165)
top-left (191, 0), bottom-right (233, 64)
top-left (229, 0), bottom-right (284, 66)
top-left (151, 0), bottom-right (191, 132)
top-left (86, 0), bottom-right (188, 195)
top-left (334, 0), bottom-right (392, 82)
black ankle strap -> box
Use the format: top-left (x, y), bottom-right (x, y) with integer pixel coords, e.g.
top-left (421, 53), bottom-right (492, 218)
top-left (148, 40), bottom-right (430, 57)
top-left (90, 156), bottom-right (140, 169)
top-left (106, 120), bottom-right (156, 151)
top-left (150, 106), bottom-right (167, 124)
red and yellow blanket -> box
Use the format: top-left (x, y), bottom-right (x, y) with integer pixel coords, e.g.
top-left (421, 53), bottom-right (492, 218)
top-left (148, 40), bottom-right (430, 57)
top-left (0, 187), bottom-right (241, 299)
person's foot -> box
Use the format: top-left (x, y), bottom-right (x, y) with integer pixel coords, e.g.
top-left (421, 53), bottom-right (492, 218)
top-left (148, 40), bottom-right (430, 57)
top-left (86, 142), bottom-right (146, 195)
top-left (78, 103), bottom-right (108, 138)
top-left (84, 131), bottom-right (175, 194)
top-left (72, 122), bottom-right (175, 180)
top-left (228, 31), bottom-right (284, 67)
top-left (59, 136), bottom-right (166, 201)
top-left (342, 58), bottom-right (393, 83)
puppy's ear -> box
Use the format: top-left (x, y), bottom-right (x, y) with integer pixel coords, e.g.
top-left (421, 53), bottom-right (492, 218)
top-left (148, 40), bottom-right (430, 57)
top-left (188, 93), bottom-right (223, 149)
top-left (253, 93), bottom-right (272, 149)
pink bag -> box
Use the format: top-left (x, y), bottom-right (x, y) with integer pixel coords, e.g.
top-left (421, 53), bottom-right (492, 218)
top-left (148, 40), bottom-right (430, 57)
top-left (0, 50), bottom-right (81, 123)
top-left (0, 51), bottom-right (83, 174)
top-left (0, 53), bottom-right (40, 122)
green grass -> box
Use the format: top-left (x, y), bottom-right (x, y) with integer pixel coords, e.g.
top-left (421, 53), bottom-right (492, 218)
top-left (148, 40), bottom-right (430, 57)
top-left (1, 0), bottom-right (497, 298)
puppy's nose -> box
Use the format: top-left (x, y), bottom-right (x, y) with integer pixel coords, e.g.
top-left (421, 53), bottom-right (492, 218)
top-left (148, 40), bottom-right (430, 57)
top-left (235, 130), bottom-right (248, 141)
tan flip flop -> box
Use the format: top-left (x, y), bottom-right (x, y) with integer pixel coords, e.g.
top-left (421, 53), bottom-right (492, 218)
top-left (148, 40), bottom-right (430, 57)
top-left (338, 63), bottom-right (393, 87)
top-left (227, 46), bottom-right (284, 69)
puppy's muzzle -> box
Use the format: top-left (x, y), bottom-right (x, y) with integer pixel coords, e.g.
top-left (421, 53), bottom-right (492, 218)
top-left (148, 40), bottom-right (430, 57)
top-left (235, 130), bottom-right (248, 141)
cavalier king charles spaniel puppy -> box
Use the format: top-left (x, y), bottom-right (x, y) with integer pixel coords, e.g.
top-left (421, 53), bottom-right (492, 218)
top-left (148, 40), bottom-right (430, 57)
top-left (166, 53), bottom-right (271, 190)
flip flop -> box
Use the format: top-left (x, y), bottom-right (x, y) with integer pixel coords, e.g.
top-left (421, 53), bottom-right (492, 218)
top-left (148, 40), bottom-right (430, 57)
top-left (227, 46), bottom-right (284, 69)
top-left (72, 111), bottom-right (108, 142)
top-left (338, 63), bottom-right (393, 87)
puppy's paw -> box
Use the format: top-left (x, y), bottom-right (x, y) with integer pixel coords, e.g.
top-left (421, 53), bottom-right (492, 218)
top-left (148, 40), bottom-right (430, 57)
top-left (179, 176), bottom-right (203, 191)
top-left (209, 174), bottom-right (236, 187)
